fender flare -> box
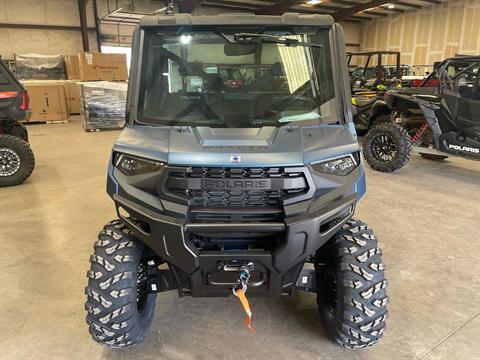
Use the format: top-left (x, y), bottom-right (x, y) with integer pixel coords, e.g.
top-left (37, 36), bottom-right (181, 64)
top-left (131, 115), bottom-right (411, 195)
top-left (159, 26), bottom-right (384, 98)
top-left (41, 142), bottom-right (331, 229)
top-left (369, 100), bottom-right (391, 126)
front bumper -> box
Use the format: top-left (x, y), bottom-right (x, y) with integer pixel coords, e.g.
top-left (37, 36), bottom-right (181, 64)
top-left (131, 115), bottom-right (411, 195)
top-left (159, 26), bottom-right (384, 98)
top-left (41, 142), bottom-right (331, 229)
top-left (113, 193), bottom-right (356, 297)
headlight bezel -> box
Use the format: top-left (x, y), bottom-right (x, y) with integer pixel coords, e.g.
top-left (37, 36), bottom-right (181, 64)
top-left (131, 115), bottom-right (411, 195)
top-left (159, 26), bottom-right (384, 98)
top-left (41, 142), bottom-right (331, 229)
top-left (311, 153), bottom-right (359, 176)
top-left (114, 153), bottom-right (165, 176)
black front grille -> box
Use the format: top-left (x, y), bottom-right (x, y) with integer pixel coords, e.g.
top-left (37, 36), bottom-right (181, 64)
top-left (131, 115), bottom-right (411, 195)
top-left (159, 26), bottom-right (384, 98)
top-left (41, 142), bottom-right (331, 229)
top-left (189, 207), bottom-right (283, 223)
top-left (191, 188), bottom-right (303, 207)
top-left (164, 167), bottom-right (308, 209)
top-left (173, 167), bottom-right (300, 179)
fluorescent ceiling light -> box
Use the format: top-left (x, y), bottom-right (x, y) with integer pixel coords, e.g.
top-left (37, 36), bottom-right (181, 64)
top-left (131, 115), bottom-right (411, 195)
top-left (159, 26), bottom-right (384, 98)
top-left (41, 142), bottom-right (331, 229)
top-left (180, 35), bottom-right (192, 44)
top-left (388, 3), bottom-right (395, 8)
top-left (306, 0), bottom-right (322, 4)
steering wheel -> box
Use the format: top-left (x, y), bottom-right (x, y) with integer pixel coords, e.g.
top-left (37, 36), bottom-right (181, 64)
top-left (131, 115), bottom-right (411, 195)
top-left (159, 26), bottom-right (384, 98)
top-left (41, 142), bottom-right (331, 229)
top-left (158, 47), bottom-right (234, 93)
top-left (473, 75), bottom-right (480, 100)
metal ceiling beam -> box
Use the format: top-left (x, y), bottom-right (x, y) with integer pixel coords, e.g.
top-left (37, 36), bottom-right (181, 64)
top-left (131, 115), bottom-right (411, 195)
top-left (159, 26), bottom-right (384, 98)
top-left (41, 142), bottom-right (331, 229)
top-left (332, 0), bottom-right (400, 20)
top-left (381, 6), bottom-right (405, 13)
top-left (203, 2), bottom-right (331, 15)
top-left (397, 1), bottom-right (422, 9)
top-left (256, 0), bottom-right (303, 15)
top-left (205, 0), bottom-right (378, 19)
top-left (364, 10), bottom-right (388, 16)
top-left (301, 4), bottom-right (337, 12)
top-left (307, 1), bottom-right (388, 16)
top-left (202, 0), bottom-right (421, 18)
top-left (202, 1), bottom-right (259, 11)
top-left (204, 0), bottom-right (262, 10)
top-left (328, 0), bottom-right (357, 6)
top-left (418, 0), bottom-right (442, 4)
top-left (350, 15), bottom-right (373, 21)
top-left (177, 0), bottom-right (205, 13)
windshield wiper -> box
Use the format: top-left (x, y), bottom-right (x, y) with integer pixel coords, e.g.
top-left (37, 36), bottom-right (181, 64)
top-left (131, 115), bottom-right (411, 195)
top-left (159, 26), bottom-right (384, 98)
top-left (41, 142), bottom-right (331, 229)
top-left (233, 33), bottom-right (322, 48)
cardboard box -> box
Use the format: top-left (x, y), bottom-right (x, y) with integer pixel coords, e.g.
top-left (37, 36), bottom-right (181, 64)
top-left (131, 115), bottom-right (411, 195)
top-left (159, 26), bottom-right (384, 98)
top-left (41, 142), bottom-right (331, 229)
top-left (64, 80), bottom-right (81, 114)
top-left (111, 54), bottom-right (128, 80)
top-left (78, 52), bottom-right (128, 81)
top-left (64, 55), bottom-right (80, 80)
top-left (24, 79), bottom-right (81, 115)
top-left (23, 81), bottom-right (69, 122)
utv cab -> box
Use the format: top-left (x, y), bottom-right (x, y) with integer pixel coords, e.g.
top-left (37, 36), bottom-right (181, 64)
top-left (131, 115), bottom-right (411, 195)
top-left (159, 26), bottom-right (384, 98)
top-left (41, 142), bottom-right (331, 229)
top-left (85, 13), bottom-right (388, 350)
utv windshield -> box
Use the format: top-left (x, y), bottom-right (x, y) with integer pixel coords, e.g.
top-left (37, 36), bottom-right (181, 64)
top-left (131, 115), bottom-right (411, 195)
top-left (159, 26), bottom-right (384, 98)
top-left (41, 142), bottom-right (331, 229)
top-left (137, 26), bottom-right (339, 127)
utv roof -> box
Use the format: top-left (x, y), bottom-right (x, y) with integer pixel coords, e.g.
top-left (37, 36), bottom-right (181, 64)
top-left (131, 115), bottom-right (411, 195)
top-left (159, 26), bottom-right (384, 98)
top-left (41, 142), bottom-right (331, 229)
top-left (444, 55), bottom-right (480, 61)
top-left (138, 12), bottom-right (334, 27)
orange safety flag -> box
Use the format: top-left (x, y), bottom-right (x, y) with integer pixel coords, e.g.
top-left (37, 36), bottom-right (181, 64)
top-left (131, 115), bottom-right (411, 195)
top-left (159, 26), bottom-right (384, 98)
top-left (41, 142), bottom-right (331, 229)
top-left (235, 288), bottom-right (255, 333)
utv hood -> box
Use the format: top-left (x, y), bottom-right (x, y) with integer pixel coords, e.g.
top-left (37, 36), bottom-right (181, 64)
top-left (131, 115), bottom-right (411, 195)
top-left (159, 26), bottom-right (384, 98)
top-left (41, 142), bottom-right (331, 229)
top-left (113, 125), bottom-right (359, 167)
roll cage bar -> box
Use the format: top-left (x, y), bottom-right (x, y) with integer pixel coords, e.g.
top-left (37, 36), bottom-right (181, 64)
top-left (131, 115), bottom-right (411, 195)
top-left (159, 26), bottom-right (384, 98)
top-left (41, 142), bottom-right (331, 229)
top-left (347, 51), bottom-right (401, 80)
top-left (419, 56), bottom-right (480, 89)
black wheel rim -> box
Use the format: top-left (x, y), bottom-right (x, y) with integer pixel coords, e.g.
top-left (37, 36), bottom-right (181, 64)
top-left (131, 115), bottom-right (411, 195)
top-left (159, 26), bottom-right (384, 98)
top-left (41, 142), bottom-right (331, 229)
top-left (136, 260), bottom-right (149, 313)
top-left (370, 133), bottom-right (398, 162)
top-left (0, 147), bottom-right (21, 177)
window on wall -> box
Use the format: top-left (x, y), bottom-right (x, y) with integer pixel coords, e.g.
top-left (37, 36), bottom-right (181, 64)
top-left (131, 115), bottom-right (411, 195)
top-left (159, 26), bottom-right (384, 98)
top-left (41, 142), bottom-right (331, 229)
top-left (101, 46), bottom-right (132, 72)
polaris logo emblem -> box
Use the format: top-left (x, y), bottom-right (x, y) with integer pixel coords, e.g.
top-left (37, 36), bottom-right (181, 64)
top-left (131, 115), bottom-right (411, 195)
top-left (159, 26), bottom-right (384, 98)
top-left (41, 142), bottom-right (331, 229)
top-left (202, 179), bottom-right (271, 190)
top-left (230, 155), bottom-right (241, 163)
top-left (448, 144), bottom-right (480, 154)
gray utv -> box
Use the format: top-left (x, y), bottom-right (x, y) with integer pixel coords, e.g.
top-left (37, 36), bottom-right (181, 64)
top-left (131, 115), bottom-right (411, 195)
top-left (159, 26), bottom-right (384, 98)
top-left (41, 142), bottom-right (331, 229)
top-left (85, 13), bottom-right (388, 349)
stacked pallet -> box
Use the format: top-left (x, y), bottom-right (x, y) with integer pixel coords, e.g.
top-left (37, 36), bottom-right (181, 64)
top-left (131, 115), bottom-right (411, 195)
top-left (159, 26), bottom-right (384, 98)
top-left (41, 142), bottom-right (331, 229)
top-left (65, 52), bottom-right (128, 131)
top-left (78, 81), bottom-right (127, 132)
top-left (18, 52), bottom-right (128, 129)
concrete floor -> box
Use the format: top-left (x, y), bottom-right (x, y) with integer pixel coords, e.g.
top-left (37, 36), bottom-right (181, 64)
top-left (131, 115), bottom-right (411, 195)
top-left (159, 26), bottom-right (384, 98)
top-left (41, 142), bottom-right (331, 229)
top-left (1, 116), bottom-right (479, 360)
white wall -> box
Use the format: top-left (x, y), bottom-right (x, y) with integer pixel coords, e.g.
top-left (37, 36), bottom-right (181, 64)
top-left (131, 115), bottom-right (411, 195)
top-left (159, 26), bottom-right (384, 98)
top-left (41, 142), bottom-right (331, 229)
top-left (359, 0), bottom-right (480, 66)
top-left (0, 0), bottom-right (98, 59)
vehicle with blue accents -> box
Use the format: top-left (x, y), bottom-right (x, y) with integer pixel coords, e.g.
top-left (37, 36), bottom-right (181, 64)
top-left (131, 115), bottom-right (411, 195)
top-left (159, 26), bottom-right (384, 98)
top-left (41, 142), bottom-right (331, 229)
top-left (85, 13), bottom-right (388, 350)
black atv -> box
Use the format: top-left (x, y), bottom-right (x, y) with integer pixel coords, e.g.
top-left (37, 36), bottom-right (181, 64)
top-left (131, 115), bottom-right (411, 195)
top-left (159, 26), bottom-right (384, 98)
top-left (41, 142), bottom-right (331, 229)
top-left (362, 56), bottom-right (480, 172)
top-left (349, 51), bottom-right (405, 138)
top-left (0, 59), bottom-right (35, 186)
top-left (347, 51), bottom-right (406, 94)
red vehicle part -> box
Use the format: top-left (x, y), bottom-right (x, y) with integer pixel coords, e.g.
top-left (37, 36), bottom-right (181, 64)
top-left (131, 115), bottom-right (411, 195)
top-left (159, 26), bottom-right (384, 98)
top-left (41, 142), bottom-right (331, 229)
top-left (410, 78), bottom-right (439, 87)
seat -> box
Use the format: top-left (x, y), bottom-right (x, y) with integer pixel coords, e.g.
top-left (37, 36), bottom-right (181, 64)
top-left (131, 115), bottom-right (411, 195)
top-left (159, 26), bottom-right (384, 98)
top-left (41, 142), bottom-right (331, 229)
top-left (354, 97), bottom-right (376, 108)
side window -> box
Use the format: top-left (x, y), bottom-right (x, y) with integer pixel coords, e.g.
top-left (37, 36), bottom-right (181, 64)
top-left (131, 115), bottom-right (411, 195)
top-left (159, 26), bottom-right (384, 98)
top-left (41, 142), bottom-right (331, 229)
top-left (454, 63), bottom-right (479, 100)
top-left (0, 63), bottom-right (20, 92)
top-left (473, 66), bottom-right (480, 100)
top-left (0, 70), bottom-right (12, 86)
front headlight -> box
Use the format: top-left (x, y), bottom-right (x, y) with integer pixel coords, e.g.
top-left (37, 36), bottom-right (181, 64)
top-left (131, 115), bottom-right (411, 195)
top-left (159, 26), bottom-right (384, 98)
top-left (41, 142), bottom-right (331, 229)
top-left (311, 154), bottom-right (358, 176)
top-left (114, 153), bottom-right (164, 176)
